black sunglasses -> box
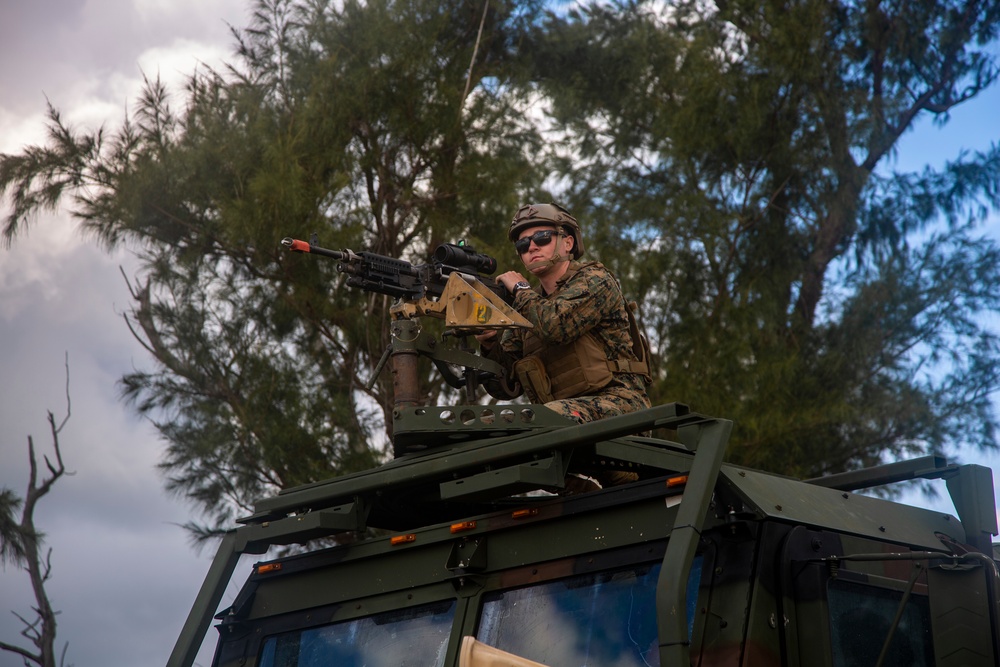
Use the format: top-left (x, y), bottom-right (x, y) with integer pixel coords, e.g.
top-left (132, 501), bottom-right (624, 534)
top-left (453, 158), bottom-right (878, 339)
top-left (514, 230), bottom-right (563, 255)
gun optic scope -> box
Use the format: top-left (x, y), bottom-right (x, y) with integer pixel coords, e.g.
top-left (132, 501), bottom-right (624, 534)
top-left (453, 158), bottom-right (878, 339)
top-left (433, 243), bottom-right (497, 275)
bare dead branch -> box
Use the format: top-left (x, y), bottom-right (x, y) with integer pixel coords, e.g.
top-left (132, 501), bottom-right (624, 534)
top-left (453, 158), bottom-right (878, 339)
top-left (1, 359), bottom-right (74, 667)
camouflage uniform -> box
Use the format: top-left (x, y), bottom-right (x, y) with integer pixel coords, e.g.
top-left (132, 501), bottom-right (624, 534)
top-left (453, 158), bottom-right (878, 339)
top-left (487, 260), bottom-right (650, 423)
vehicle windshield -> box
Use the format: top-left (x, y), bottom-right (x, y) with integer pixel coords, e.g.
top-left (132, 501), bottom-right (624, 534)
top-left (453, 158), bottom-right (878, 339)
top-left (476, 558), bottom-right (701, 667)
top-left (257, 599), bottom-right (456, 667)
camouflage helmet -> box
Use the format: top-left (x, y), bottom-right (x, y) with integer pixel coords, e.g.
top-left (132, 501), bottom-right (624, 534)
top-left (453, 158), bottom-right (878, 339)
top-left (508, 203), bottom-right (585, 259)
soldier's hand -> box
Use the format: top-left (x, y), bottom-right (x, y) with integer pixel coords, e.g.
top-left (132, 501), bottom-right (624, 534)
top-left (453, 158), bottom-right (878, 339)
top-left (498, 271), bottom-right (527, 292)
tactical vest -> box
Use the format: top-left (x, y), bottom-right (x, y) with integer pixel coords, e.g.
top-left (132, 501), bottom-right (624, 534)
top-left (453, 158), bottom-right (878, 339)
top-left (513, 262), bottom-right (651, 403)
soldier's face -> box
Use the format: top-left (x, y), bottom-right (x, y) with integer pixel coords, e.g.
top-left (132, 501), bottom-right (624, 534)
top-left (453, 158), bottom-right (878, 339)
top-left (517, 225), bottom-right (572, 273)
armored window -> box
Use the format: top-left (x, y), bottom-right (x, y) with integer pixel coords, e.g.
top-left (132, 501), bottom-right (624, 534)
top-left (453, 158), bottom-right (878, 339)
top-left (475, 558), bottom-right (702, 666)
top-left (257, 599), bottom-right (456, 667)
top-left (827, 578), bottom-right (933, 667)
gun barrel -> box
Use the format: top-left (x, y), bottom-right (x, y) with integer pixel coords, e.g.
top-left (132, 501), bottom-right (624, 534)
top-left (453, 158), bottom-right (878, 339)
top-left (281, 237), bottom-right (346, 260)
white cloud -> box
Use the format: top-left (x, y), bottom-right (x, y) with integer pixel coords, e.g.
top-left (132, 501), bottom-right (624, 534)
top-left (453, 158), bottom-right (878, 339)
top-left (0, 108), bottom-right (51, 154)
top-left (135, 38), bottom-right (234, 95)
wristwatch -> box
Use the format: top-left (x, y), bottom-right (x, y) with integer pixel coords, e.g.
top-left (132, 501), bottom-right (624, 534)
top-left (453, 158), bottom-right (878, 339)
top-left (511, 281), bottom-right (532, 297)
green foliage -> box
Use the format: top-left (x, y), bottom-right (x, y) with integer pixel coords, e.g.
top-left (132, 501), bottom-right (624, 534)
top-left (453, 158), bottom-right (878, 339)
top-left (1, 0), bottom-right (1000, 532)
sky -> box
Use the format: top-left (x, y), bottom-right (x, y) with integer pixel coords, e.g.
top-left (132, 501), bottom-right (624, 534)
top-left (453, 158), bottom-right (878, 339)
top-left (0, 2), bottom-right (253, 666)
top-left (0, 3), bottom-right (998, 667)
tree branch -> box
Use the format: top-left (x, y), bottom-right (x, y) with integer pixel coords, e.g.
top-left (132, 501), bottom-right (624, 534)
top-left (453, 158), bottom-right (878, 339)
top-left (0, 356), bottom-right (73, 667)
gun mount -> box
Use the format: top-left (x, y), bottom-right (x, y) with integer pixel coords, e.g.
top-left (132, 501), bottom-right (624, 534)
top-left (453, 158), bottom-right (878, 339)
top-left (282, 236), bottom-right (531, 407)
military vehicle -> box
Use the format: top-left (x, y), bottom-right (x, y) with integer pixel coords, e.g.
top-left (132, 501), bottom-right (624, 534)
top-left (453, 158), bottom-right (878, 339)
top-left (166, 238), bottom-right (1000, 667)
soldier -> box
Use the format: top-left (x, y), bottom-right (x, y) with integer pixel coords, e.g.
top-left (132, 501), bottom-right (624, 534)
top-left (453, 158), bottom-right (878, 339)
top-left (478, 203), bottom-right (651, 487)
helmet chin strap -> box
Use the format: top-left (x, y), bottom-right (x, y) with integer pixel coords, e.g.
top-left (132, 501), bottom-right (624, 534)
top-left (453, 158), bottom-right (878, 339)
top-left (525, 253), bottom-right (568, 271)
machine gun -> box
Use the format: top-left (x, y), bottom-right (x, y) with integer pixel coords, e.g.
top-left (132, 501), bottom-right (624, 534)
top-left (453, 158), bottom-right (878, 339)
top-left (283, 236), bottom-right (501, 301)
top-left (282, 235), bottom-right (531, 410)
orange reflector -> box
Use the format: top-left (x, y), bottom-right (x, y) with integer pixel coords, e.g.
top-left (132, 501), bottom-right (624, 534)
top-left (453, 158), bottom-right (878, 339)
top-left (256, 563), bottom-right (282, 574)
top-left (667, 475), bottom-right (689, 488)
top-left (450, 521), bottom-right (477, 534)
top-left (390, 534), bottom-right (417, 546)
top-left (511, 508), bottom-right (539, 520)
